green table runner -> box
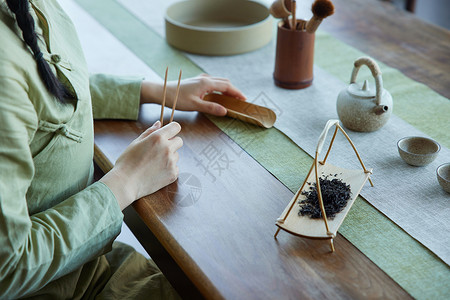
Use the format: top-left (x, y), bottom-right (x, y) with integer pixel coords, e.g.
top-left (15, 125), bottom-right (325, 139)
top-left (72, 0), bottom-right (450, 298)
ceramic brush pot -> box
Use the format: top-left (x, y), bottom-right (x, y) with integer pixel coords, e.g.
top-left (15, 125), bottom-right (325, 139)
top-left (273, 20), bottom-right (315, 89)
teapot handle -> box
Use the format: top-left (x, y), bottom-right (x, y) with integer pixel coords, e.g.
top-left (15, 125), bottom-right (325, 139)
top-left (350, 57), bottom-right (383, 105)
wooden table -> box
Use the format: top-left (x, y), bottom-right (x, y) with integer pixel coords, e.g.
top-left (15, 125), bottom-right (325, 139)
top-left (93, 0), bottom-right (449, 299)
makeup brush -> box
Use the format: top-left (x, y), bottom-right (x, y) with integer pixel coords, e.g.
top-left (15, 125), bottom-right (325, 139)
top-left (305, 0), bottom-right (335, 34)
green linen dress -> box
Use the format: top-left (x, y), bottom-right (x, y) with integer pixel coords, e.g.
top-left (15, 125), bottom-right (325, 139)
top-left (0, 1), bottom-right (179, 299)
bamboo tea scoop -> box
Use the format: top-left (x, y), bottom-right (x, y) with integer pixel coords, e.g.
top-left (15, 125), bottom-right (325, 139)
top-left (270, 0), bottom-right (292, 19)
top-left (203, 93), bottom-right (276, 128)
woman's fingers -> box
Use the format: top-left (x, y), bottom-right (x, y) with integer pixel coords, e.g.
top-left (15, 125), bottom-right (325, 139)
top-left (146, 121), bottom-right (181, 141)
top-left (200, 75), bottom-right (246, 101)
top-left (171, 151), bottom-right (180, 165)
top-left (103, 119), bottom-right (183, 209)
top-left (194, 99), bottom-right (227, 116)
top-left (169, 136), bottom-right (184, 152)
top-left (138, 120), bottom-right (161, 140)
top-left (161, 121), bottom-right (182, 138)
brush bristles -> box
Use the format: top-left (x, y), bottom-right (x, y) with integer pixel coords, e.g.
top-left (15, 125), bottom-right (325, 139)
top-left (312, 0), bottom-right (335, 19)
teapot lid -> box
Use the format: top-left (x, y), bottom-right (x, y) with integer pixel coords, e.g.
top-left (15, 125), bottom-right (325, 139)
top-left (348, 79), bottom-right (375, 98)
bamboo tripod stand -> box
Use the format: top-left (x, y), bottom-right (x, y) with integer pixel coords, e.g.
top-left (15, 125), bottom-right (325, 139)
top-left (275, 120), bottom-right (373, 252)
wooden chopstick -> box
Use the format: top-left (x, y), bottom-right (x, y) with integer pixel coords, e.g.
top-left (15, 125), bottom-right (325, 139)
top-left (169, 69), bottom-right (182, 123)
top-left (160, 66), bottom-right (169, 126)
top-left (291, 0), bottom-right (296, 31)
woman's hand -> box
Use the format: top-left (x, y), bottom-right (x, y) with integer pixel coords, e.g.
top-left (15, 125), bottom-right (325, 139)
top-left (100, 121), bottom-right (182, 210)
top-left (140, 74), bottom-right (246, 116)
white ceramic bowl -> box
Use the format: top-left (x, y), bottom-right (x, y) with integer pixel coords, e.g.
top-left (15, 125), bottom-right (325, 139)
top-left (397, 136), bottom-right (440, 166)
top-left (165, 0), bottom-right (272, 55)
top-left (437, 163), bottom-right (450, 193)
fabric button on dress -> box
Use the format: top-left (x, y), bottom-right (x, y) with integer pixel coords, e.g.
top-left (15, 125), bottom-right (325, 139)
top-left (51, 54), bottom-right (61, 63)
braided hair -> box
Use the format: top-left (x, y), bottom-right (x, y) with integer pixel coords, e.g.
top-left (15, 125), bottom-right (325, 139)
top-left (6, 0), bottom-right (71, 102)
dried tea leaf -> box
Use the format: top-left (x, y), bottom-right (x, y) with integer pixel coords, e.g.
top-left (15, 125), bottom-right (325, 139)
top-left (298, 175), bottom-right (351, 219)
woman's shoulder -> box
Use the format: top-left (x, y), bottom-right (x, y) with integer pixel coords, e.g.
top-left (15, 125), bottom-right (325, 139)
top-left (0, 10), bottom-right (39, 139)
top-left (0, 6), bottom-right (35, 79)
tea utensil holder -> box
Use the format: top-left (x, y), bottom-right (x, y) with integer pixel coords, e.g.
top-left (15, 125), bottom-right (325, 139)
top-left (273, 20), bottom-right (315, 89)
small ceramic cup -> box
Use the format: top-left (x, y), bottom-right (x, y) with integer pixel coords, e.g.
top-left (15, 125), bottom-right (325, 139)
top-left (397, 136), bottom-right (440, 166)
top-left (436, 163), bottom-right (450, 193)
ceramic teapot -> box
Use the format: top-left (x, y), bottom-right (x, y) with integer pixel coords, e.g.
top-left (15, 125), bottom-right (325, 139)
top-left (336, 57), bottom-right (392, 132)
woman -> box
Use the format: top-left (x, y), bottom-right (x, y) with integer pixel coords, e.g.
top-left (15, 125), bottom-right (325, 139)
top-left (0, 0), bottom-right (245, 298)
